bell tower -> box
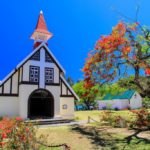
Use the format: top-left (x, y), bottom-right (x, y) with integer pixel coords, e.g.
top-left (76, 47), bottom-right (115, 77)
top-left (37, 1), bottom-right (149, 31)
top-left (31, 11), bottom-right (53, 49)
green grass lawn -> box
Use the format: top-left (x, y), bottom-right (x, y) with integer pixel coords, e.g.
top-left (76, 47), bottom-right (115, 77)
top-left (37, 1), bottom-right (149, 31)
top-left (37, 110), bottom-right (150, 150)
top-left (37, 125), bottom-right (150, 150)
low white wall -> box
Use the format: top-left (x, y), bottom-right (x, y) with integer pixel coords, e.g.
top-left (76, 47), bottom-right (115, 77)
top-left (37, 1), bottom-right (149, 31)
top-left (60, 97), bottom-right (74, 119)
top-left (0, 97), bottom-right (19, 117)
top-left (98, 99), bottom-right (129, 110)
top-left (120, 100), bottom-right (129, 109)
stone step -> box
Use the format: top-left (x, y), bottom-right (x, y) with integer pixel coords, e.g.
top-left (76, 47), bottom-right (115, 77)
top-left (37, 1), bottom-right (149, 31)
top-left (25, 118), bottom-right (73, 125)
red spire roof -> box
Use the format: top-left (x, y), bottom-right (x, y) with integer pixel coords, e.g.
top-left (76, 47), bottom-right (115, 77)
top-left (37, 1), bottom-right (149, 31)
top-left (31, 11), bottom-right (53, 40)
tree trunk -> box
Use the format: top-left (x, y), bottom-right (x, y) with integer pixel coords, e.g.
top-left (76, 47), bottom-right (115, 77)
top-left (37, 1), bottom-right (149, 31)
top-left (84, 100), bottom-right (91, 110)
top-left (134, 65), bottom-right (150, 98)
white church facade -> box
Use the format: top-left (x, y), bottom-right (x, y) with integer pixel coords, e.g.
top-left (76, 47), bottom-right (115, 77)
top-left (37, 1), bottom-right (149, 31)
top-left (0, 11), bottom-right (79, 120)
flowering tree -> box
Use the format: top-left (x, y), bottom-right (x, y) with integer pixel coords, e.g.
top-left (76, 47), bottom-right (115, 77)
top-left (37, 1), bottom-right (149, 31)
top-left (83, 22), bottom-right (150, 98)
top-left (73, 81), bottom-right (99, 109)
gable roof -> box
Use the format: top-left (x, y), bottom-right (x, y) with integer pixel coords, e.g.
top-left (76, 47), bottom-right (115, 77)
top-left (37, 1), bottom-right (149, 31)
top-left (102, 90), bottom-right (136, 100)
top-left (60, 74), bottom-right (79, 100)
top-left (0, 42), bottom-right (65, 86)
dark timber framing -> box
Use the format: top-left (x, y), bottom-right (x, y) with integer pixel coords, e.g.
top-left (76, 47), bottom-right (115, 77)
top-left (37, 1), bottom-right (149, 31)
top-left (60, 78), bottom-right (75, 99)
top-left (43, 47), bottom-right (63, 73)
top-left (21, 67), bottom-right (23, 82)
top-left (10, 77), bottom-right (12, 94)
top-left (18, 69), bottom-right (20, 94)
top-left (0, 69), bottom-right (20, 96)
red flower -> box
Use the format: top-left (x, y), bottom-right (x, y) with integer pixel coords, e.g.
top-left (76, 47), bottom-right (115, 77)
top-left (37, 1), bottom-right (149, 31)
top-left (145, 68), bottom-right (150, 75)
top-left (0, 124), bottom-right (4, 130)
top-left (26, 127), bottom-right (29, 132)
top-left (6, 130), bottom-right (11, 134)
top-left (1, 133), bottom-right (7, 139)
top-left (16, 117), bottom-right (22, 121)
top-left (135, 22), bottom-right (139, 25)
top-left (0, 142), bottom-right (5, 147)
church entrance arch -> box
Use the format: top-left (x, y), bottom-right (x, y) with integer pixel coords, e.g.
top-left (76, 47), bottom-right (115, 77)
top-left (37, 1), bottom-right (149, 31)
top-left (28, 89), bottom-right (54, 119)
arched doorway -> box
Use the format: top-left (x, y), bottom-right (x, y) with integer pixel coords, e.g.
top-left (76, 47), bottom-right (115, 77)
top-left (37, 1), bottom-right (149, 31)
top-left (28, 89), bottom-right (54, 119)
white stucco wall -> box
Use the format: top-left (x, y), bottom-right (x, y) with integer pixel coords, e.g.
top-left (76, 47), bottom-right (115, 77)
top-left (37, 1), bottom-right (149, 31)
top-left (68, 90), bottom-right (72, 95)
top-left (4, 79), bottom-right (11, 93)
top-left (60, 97), bottom-right (74, 119)
top-left (46, 85), bottom-right (61, 117)
top-left (19, 84), bottom-right (38, 119)
top-left (12, 71), bottom-right (18, 94)
top-left (19, 84), bottom-right (61, 119)
top-left (0, 97), bottom-right (19, 117)
top-left (120, 100), bottom-right (130, 109)
top-left (130, 92), bottom-right (142, 109)
top-left (62, 82), bottom-right (67, 95)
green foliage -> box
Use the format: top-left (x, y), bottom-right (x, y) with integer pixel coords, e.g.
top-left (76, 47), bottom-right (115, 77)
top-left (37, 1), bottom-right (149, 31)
top-left (143, 97), bottom-right (150, 108)
top-left (117, 76), bottom-right (150, 95)
top-left (66, 76), bottom-right (74, 87)
top-left (72, 81), bottom-right (86, 100)
top-left (72, 81), bottom-right (99, 107)
top-left (95, 82), bottom-right (126, 100)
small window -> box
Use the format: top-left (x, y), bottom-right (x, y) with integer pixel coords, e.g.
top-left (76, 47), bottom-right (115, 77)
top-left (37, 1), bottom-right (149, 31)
top-left (29, 66), bottom-right (39, 83)
top-left (45, 51), bottom-right (53, 62)
top-left (30, 51), bottom-right (40, 61)
top-left (45, 68), bottom-right (54, 84)
top-left (62, 104), bottom-right (67, 109)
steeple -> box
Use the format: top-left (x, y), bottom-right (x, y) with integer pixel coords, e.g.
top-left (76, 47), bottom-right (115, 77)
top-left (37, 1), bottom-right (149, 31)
top-left (31, 11), bottom-right (53, 48)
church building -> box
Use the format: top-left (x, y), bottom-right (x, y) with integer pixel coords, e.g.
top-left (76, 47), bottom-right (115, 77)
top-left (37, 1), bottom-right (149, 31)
top-left (0, 11), bottom-right (79, 119)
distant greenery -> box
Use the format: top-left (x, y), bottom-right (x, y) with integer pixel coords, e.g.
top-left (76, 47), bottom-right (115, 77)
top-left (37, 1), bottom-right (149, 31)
top-left (66, 76), bottom-right (74, 87)
top-left (143, 97), bottom-right (150, 108)
top-left (73, 76), bottom-right (150, 108)
top-left (117, 76), bottom-right (150, 97)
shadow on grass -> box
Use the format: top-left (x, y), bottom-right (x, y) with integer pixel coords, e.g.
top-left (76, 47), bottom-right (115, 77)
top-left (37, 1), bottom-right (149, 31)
top-left (125, 129), bottom-right (150, 144)
top-left (71, 125), bottom-right (119, 149)
top-left (71, 125), bottom-right (150, 150)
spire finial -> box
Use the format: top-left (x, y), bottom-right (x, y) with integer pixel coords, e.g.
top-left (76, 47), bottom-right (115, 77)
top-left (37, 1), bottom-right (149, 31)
top-left (31, 11), bottom-right (53, 49)
top-left (40, 10), bottom-right (43, 14)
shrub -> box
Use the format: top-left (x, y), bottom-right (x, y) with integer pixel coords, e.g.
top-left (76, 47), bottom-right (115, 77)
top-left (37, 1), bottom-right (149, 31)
top-left (0, 117), bottom-right (38, 149)
top-left (114, 115), bottom-right (127, 128)
top-left (100, 111), bottom-right (128, 128)
top-left (100, 110), bottom-right (114, 126)
top-left (130, 108), bottom-right (150, 129)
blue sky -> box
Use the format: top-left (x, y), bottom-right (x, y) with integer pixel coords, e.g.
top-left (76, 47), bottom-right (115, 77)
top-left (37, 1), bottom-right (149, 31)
top-left (0, 0), bottom-right (149, 82)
